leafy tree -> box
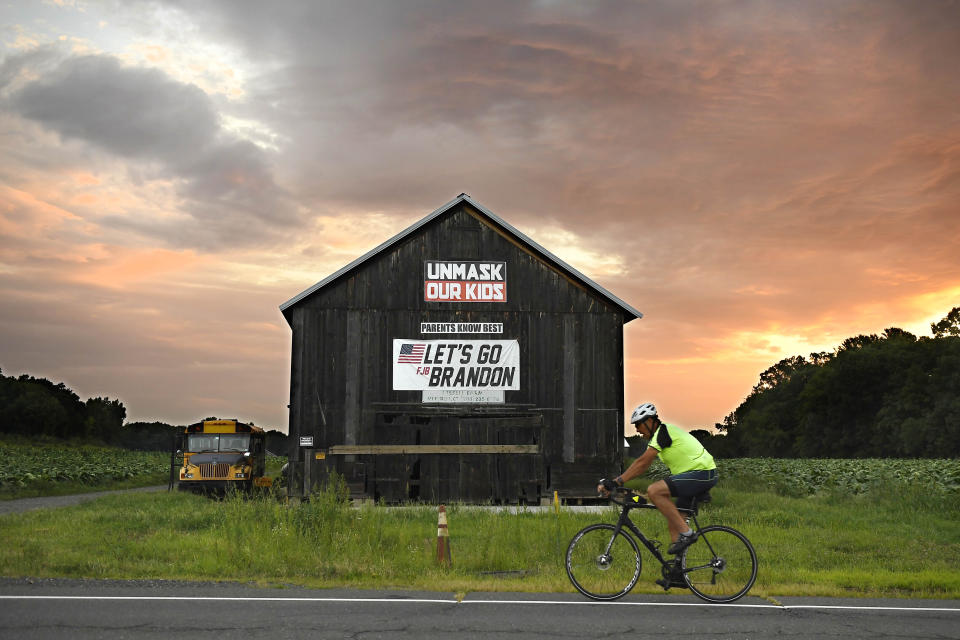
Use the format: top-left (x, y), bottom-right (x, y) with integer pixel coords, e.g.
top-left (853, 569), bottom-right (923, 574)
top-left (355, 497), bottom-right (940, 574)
top-left (714, 309), bottom-right (960, 458)
top-left (0, 382), bottom-right (68, 437)
top-left (710, 413), bottom-right (742, 457)
top-left (0, 369), bottom-right (293, 456)
top-left (117, 421), bottom-right (181, 450)
top-left (837, 334), bottom-right (880, 353)
top-left (931, 307), bottom-right (960, 338)
top-left (882, 327), bottom-right (917, 342)
top-left (808, 351), bottom-right (833, 366)
top-left (751, 356), bottom-right (808, 395)
top-left (688, 429), bottom-right (713, 444)
top-left (84, 397), bottom-right (127, 442)
top-left (0, 369), bottom-right (127, 442)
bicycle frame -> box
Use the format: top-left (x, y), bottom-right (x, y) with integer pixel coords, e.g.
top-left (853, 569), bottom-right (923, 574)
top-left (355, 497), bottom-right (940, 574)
top-left (605, 500), bottom-right (700, 572)
top-left (568, 489), bottom-right (758, 602)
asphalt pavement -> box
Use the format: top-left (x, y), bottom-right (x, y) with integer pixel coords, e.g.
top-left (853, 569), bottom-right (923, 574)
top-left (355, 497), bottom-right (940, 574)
top-left (1, 578), bottom-right (958, 640)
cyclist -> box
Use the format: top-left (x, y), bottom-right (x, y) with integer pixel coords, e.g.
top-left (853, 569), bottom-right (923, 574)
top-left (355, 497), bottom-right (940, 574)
top-left (598, 403), bottom-right (718, 555)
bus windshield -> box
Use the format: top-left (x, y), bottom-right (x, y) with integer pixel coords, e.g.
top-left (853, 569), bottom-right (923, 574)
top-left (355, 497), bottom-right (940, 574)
top-left (186, 434), bottom-right (250, 453)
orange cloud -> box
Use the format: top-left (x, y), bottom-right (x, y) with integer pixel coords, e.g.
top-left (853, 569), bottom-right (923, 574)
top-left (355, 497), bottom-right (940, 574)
top-left (0, 186), bottom-right (83, 235)
top-left (68, 247), bottom-right (207, 289)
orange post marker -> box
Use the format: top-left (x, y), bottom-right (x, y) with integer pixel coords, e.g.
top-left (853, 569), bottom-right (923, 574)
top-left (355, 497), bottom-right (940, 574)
top-left (437, 504), bottom-right (452, 566)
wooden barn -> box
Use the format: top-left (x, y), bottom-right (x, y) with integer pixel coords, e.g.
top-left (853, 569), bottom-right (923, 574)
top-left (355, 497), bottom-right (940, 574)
top-left (280, 194), bottom-right (642, 503)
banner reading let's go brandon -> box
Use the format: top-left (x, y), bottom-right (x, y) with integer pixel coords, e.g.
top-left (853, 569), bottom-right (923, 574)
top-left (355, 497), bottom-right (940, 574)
top-left (392, 339), bottom-right (520, 390)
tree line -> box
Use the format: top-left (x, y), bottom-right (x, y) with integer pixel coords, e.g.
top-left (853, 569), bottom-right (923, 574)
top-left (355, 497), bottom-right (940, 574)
top-left (0, 368), bottom-right (289, 453)
top-left (694, 307), bottom-right (960, 458)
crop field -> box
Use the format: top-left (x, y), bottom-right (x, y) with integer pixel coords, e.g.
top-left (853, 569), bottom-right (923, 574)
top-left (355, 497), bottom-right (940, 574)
top-left (717, 457), bottom-right (960, 495)
top-left (632, 457), bottom-right (960, 496)
top-left (0, 440), bottom-right (171, 498)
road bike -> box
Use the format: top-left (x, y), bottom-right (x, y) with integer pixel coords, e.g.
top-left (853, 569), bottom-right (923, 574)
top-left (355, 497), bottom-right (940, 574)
top-left (565, 487), bottom-right (758, 603)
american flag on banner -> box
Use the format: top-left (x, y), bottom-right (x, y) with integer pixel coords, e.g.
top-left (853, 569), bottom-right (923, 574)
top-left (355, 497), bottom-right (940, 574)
top-left (397, 343), bottom-right (426, 364)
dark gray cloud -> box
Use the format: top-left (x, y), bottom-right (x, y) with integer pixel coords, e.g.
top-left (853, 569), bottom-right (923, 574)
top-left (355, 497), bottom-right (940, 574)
top-left (5, 52), bottom-right (297, 249)
top-left (13, 54), bottom-right (217, 161)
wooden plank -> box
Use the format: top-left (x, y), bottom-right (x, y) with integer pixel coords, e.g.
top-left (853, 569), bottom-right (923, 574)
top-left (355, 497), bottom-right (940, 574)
top-left (327, 444), bottom-right (540, 455)
top-left (344, 309), bottom-right (361, 447)
top-left (563, 314), bottom-right (576, 463)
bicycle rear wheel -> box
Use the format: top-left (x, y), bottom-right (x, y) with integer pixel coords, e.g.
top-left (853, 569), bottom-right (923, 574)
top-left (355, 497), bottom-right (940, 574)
top-left (565, 524), bottom-right (642, 600)
top-left (680, 525), bottom-right (757, 603)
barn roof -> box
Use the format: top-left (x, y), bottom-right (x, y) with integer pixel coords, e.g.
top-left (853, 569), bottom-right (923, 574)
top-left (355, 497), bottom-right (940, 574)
top-left (279, 193), bottom-right (643, 323)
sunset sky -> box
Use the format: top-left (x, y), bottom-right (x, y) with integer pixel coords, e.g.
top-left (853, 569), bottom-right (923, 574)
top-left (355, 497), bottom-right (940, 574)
top-left (1, 1), bottom-right (958, 433)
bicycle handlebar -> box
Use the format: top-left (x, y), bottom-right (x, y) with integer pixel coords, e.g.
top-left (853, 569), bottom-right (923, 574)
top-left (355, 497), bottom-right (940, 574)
top-left (604, 486), bottom-right (652, 508)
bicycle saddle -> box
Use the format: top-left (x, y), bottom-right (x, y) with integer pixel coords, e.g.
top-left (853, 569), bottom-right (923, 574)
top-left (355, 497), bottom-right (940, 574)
top-left (676, 490), bottom-right (711, 514)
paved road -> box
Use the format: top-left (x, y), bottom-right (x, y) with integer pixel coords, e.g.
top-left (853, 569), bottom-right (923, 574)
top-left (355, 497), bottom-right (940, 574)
top-left (0, 486), bottom-right (168, 517)
top-left (1, 579), bottom-right (958, 640)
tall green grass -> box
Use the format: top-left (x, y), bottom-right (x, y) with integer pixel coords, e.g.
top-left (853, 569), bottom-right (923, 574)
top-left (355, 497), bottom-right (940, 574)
top-left (1, 471), bottom-right (957, 598)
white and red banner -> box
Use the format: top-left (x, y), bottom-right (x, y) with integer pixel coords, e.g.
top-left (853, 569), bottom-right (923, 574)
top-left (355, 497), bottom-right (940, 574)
top-left (424, 261), bottom-right (507, 302)
top-left (392, 339), bottom-right (520, 390)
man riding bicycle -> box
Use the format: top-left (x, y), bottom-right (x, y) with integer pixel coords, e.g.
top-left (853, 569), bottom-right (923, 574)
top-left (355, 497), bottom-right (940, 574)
top-left (598, 403), bottom-right (718, 555)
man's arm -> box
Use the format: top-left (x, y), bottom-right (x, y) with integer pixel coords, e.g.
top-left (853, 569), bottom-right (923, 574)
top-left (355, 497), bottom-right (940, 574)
top-left (618, 446), bottom-right (659, 484)
top-left (597, 446), bottom-right (658, 495)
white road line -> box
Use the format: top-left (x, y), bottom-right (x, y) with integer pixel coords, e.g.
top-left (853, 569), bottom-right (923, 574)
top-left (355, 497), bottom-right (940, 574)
top-left (0, 595), bottom-right (456, 604)
top-left (1, 595), bottom-right (959, 612)
top-left (472, 600), bottom-right (960, 612)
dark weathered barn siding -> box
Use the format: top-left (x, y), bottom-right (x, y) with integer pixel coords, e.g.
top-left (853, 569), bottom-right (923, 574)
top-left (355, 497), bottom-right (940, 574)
top-left (282, 196), bottom-right (640, 503)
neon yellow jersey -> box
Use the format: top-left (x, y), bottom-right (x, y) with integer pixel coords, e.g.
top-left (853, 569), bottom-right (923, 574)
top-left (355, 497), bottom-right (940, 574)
top-left (649, 423), bottom-right (716, 475)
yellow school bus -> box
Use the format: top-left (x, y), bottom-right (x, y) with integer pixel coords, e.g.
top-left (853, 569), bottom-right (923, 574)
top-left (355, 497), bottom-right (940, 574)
top-left (178, 417), bottom-right (273, 493)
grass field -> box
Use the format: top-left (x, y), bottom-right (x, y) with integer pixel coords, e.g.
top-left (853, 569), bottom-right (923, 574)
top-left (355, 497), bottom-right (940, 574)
top-left (0, 462), bottom-right (957, 599)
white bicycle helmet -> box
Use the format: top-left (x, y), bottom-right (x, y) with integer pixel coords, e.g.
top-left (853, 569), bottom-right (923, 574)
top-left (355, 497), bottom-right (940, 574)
top-left (630, 402), bottom-right (657, 424)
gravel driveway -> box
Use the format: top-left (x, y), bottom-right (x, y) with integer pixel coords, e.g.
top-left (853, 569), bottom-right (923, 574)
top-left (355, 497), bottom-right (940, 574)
top-left (0, 486), bottom-right (168, 517)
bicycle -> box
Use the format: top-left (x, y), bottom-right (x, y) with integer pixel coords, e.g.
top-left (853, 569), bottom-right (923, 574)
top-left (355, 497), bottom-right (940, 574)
top-left (565, 487), bottom-right (758, 603)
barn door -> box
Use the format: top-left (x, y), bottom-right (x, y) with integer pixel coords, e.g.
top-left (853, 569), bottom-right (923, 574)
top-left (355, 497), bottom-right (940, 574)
top-left (362, 411), bottom-right (543, 503)
top-left (455, 414), bottom-right (544, 504)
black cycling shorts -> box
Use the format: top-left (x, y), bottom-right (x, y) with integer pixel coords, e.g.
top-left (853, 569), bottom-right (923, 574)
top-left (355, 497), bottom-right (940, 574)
top-left (664, 468), bottom-right (719, 498)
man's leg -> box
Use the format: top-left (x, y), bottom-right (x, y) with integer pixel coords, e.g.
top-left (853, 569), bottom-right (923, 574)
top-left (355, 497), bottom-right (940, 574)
top-left (646, 479), bottom-right (688, 542)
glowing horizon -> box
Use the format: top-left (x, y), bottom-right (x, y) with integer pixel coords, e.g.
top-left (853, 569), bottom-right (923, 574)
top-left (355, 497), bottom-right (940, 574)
top-left (1, 1), bottom-right (958, 432)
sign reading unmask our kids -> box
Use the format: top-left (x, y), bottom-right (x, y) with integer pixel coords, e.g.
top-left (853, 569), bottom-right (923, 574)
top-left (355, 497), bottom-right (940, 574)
top-left (392, 260), bottom-right (518, 403)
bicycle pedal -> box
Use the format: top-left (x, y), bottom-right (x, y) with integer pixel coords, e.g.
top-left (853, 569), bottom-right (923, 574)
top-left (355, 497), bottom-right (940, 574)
top-left (655, 577), bottom-right (687, 590)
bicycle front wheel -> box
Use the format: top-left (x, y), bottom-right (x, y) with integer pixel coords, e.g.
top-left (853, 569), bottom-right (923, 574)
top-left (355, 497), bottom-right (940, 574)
top-left (680, 525), bottom-right (758, 603)
top-left (565, 524), bottom-right (642, 600)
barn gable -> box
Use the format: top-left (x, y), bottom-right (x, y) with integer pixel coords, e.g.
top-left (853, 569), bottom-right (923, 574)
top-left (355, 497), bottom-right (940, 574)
top-left (280, 193), bottom-right (642, 322)
top-left (281, 194), bottom-right (642, 503)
